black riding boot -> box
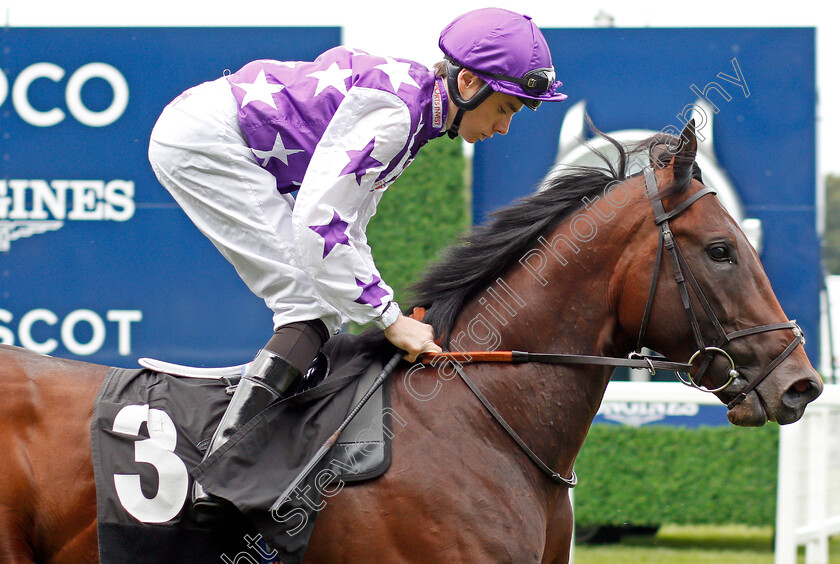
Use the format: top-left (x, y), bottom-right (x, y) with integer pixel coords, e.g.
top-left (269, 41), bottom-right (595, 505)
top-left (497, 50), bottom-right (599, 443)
top-left (192, 348), bottom-right (301, 512)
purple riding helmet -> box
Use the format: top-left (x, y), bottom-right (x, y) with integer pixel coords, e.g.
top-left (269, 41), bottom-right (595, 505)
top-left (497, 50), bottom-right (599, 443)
top-left (439, 8), bottom-right (567, 138)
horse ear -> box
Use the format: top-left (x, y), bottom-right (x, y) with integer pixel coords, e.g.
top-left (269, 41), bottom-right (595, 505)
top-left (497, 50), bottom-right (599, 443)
top-left (673, 119), bottom-right (698, 184)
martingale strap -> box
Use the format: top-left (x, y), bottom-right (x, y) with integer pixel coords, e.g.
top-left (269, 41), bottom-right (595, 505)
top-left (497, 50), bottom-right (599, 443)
top-left (449, 360), bottom-right (578, 488)
top-left (419, 349), bottom-right (691, 489)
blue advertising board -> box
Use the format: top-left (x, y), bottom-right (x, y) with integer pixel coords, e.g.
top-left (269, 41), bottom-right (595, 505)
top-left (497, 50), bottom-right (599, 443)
top-left (0, 28), bottom-right (340, 366)
top-left (1, 27), bottom-right (819, 372)
top-left (594, 401), bottom-right (729, 428)
top-left (473, 28), bottom-right (819, 363)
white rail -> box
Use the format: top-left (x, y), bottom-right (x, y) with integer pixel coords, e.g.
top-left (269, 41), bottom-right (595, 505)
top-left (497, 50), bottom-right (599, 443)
top-left (568, 382), bottom-right (840, 564)
top-left (775, 384), bottom-right (840, 564)
top-left (602, 381), bottom-right (732, 404)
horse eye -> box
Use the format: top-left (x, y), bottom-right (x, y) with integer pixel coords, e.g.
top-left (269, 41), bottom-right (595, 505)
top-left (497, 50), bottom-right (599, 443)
top-left (708, 244), bottom-right (731, 262)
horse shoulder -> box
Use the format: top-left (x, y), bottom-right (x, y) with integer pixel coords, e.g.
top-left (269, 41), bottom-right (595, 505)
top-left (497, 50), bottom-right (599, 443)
top-left (307, 363), bottom-right (556, 562)
top-left (0, 345), bottom-right (106, 562)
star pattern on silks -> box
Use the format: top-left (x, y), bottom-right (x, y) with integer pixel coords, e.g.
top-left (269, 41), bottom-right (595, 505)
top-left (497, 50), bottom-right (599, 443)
top-left (309, 210), bottom-right (350, 258)
top-left (379, 117), bottom-right (425, 188)
top-left (252, 132), bottom-right (304, 167)
top-left (373, 57), bottom-right (420, 93)
top-left (340, 138), bottom-right (383, 185)
top-left (308, 62), bottom-right (352, 97)
top-left (353, 274), bottom-right (389, 308)
top-left (237, 69), bottom-right (285, 109)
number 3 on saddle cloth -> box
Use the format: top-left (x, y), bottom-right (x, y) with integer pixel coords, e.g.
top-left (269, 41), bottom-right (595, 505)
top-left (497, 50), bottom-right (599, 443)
top-left (91, 333), bottom-right (398, 564)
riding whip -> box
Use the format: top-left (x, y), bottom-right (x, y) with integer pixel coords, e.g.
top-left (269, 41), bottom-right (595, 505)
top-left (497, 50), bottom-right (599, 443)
top-left (269, 350), bottom-right (402, 513)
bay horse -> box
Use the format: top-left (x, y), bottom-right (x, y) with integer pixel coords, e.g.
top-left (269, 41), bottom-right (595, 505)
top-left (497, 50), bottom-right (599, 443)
top-left (0, 121), bottom-right (823, 563)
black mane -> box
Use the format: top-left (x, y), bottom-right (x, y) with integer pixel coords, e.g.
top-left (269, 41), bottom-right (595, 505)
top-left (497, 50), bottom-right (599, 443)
top-left (358, 127), bottom-right (695, 351)
top-left (414, 167), bottom-right (618, 344)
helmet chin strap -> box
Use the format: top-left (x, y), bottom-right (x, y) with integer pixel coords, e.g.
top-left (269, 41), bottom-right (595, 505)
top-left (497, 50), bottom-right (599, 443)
top-left (447, 108), bottom-right (465, 140)
top-left (444, 59), bottom-right (494, 140)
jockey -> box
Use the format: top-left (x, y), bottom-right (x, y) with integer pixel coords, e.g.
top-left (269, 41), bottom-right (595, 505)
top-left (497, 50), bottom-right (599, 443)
top-left (147, 7), bottom-right (567, 512)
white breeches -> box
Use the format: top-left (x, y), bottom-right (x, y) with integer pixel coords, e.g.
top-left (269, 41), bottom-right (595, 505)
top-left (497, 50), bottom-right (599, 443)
top-left (148, 77), bottom-right (344, 334)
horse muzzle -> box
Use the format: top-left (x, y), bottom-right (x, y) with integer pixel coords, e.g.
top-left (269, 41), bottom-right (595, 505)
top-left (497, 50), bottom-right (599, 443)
top-left (721, 367), bottom-right (823, 427)
top-left (724, 385), bottom-right (768, 427)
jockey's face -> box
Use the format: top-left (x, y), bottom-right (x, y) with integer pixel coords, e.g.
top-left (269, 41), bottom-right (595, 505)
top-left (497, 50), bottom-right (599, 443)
top-left (455, 71), bottom-right (524, 143)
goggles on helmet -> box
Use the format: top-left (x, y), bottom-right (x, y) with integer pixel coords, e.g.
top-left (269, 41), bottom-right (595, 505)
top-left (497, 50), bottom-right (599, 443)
top-left (481, 67), bottom-right (557, 97)
top-left (444, 56), bottom-right (558, 111)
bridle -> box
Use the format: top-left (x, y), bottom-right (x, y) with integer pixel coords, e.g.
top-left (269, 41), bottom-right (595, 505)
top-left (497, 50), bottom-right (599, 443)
top-left (420, 165), bottom-right (806, 487)
top-left (636, 166), bottom-right (805, 408)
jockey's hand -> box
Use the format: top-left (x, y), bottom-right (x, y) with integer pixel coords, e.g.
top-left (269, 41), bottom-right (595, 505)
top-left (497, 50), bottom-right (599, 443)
top-left (383, 314), bottom-right (442, 363)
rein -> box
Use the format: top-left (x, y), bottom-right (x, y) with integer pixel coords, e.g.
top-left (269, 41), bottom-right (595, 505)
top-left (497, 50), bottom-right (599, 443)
top-left (417, 166), bottom-right (806, 488)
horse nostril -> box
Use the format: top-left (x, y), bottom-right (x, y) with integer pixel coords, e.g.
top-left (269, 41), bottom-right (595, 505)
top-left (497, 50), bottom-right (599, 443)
top-left (792, 380), bottom-right (810, 393)
top-left (782, 377), bottom-right (822, 409)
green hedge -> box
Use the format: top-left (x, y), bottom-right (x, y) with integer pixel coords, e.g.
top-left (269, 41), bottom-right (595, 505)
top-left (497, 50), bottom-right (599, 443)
top-left (365, 136), bottom-right (470, 304)
top-left (573, 424), bottom-right (779, 527)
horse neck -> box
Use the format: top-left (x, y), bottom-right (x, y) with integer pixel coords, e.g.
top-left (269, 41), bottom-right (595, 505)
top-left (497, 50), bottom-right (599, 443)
top-left (450, 182), bottom-right (650, 358)
top-left (443, 186), bottom-right (651, 479)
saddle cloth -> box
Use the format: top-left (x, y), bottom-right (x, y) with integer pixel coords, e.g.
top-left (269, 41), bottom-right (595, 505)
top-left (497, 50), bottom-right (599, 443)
top-left (91, 333), bottom-right (396, 564)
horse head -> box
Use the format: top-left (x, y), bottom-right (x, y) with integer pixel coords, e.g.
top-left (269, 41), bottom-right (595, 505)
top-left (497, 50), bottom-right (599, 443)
top-left (410, 117), bottom-right (821, 430)
top-left (616, 120), bottom-right (823, 426)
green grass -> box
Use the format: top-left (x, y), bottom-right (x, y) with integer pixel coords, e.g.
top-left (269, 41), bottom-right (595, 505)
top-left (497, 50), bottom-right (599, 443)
top-left (573, 525), bottom-right (840, 563)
